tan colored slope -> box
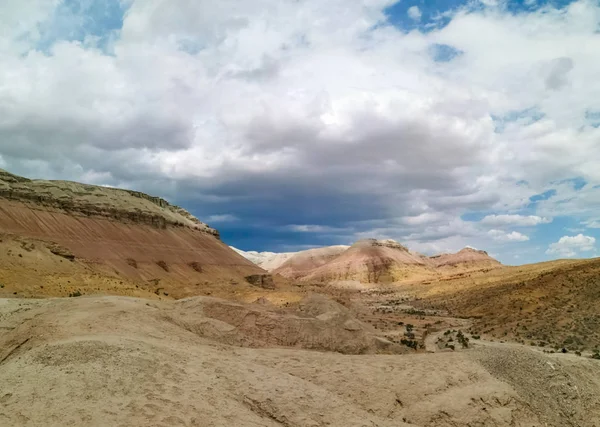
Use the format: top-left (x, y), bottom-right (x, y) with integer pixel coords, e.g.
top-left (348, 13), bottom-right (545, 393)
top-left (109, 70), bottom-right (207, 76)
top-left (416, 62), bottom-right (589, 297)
top-left (414, 257), bottom-right (600, 351)
top-left (271, 245), bottom-right (350, 278)
top-left (429, 247), bottom-right (502, 271)
top-left (298, 239), bottom-right (434, 283)
top-left (231, 249), bottom-right (298, 271)
top-left (2, 295), bottom-right (599, 426)
top-left (258, 252), bottom-right (299, 271)
top-left (268, 242), bottom-right (502, 284)
top-left (0, 170), bottom-right (265, 298)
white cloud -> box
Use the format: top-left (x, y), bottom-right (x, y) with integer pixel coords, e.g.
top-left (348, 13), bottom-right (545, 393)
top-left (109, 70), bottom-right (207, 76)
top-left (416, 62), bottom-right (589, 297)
top-left (565, 227), bottom-right (585, 233)
top-left (286, 224), bottom-right (348, 233)
top-left (480, 214), bottom-right (552, 227)
top-left (401, 212), bottom-right (447, 226)
top-left (583, 219), bottom-right (600, 229)
top-left (206, 214), bottom-right (239, 223)
top-left (407, 6), bottom-right (422, 21)
top-left (546, 234), bottom-right (596, 257)
top-left (0, 0), bottom-right (599, 264)
top-left (488, 229), bottom-right (530, 242)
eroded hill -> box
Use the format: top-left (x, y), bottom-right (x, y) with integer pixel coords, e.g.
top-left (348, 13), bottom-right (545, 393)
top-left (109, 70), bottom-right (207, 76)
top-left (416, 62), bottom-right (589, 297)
top-left (414, 257), bottom-right (600, 352)
top-left (0, 169), bottom-right (265, 299)
top-left (238, 240), bottom-right (503, 284)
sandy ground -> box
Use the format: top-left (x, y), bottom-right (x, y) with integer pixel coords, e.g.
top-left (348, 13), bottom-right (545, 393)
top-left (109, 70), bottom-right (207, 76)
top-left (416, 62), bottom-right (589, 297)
top-left (1, 295), bottom-right (599, 427)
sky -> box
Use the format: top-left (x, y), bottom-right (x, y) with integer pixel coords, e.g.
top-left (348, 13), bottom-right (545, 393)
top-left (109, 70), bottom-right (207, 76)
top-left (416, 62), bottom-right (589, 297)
top-left (1, 0), bottom-right (600, 265)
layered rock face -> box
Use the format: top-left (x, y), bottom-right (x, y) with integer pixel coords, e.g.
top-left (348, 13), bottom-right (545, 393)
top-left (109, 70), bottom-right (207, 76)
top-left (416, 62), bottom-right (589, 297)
top-left (0, 169), bottom-right (264, 298)
top-left (270, 245), bottom-right (351, 279)
top-left (429, 247), bottom-right (501, 269)
top-left (247, 240), bottom-right (502, 284)
top-left (0, 168), bottom-right (217, 234)
top-left (297, 239), bottom-right (433, 283)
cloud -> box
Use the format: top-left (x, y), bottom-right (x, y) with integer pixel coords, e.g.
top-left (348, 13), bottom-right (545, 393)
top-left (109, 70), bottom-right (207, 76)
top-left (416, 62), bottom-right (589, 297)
top-left (407, 6), bottom-right (422, 21)
top-left (286, 224), bottom-right (348, 233)
top-left (488, 229), bottom-right (530, 242)
top-left (583, 220), bottom-right (600, 229)
top-left (0, 0), bottom-right (599, 263)
top-left (546, 234), bottom-right (596, 257)
top-left (480, 214), bottom-right (552, 227)
top-left (206, 214), bottom-right (239, 223)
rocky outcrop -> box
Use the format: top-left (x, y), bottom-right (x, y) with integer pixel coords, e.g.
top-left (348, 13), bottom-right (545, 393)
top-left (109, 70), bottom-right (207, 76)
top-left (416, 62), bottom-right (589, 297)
top-left (0, 169), bottom-right (218, 237)
top-left (245, 274), bottom-right (275, 289)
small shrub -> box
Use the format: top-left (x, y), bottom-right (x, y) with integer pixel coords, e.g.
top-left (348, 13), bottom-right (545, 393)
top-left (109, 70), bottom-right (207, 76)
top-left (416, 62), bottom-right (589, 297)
top-left (457, 330), bottom-right (470, 349)
top-left (591, 352), bottom-right (600, 360)
top-left (188, 262), bottom-right (203, 273)
top-left (156, 261), bottom-right (169, 272)
top-left (400, 339), bottom-right (418, 350)
top-left (69, 291), bottom-right (82, 297)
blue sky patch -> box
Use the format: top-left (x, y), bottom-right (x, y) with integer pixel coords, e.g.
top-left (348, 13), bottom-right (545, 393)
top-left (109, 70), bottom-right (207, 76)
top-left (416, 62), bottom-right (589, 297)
top-left (384, 0), bottom-right (461, 32)
top-left (585, 110), bottom-right (600, 128)
top-left (461, 212), bottom-right (487, 222)
top-left (37, 0), bottom-right (127, 52)
top-left (529, 189), bottom-right (557, 202)
top-left (552, 177), bottom-right (587, 191)
top-left (492, 107), bottom-right (545, 133)
top-left (429, 43), bottom-right (463, 62)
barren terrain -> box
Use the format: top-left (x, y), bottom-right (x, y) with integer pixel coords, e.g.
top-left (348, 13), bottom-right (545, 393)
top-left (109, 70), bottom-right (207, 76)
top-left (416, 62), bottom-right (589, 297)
top-left (1, 295), bottom-right (599, 427)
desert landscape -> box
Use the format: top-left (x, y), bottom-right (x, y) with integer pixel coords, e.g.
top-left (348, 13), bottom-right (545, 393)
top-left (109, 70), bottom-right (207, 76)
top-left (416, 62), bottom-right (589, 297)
top-left (1, 169), bottom-right (599, 427)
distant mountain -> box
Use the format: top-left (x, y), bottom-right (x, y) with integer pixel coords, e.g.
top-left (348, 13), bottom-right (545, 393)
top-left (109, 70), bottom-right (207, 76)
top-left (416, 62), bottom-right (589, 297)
top-left (296, 239), bottom-right (432, 283)
top-left (236, 239), bottom-right (502, 284)
top-left (230, 247), bottom-right (297, 271)
top-left (429, 247), bottom-right (501, 270)
top-left (271, 245), bottom-right (351, 279)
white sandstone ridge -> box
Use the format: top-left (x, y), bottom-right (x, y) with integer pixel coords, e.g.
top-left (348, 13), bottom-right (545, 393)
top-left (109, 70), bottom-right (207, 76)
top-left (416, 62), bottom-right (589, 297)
top-left (231, 245), bottom-right (350, 272)
top-left (233, 239), bottom-right (501, 283)
top-left (230, 247), bottom-right (296, 271)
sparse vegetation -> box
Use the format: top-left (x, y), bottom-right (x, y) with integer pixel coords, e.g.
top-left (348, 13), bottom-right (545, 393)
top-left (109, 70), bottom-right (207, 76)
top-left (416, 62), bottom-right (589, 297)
top-left (188, 262), bottom-right (203, 273)
top-left (400, 339), bottom-right (418, 350)
top-left (457, 330), bottom-right (469, 349)
top-left (156, 260), bottom-right (169, 272)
